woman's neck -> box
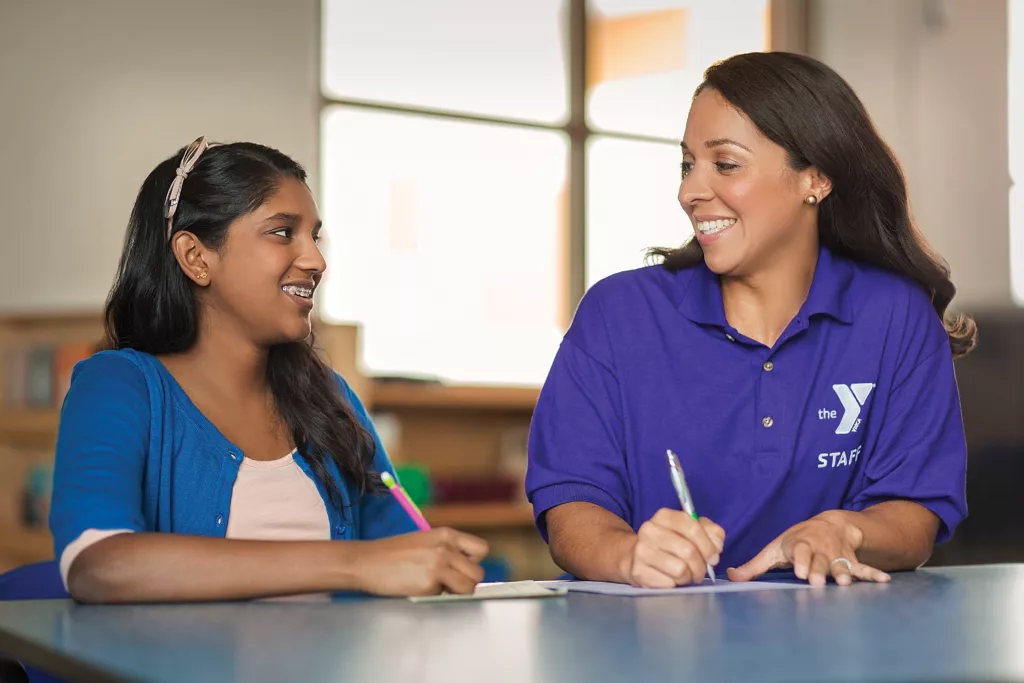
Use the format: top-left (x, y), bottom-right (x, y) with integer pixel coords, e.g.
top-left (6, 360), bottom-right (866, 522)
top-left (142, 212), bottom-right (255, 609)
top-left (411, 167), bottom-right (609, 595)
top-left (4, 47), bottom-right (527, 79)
top-left (720, 239), bottom-right (819, 348)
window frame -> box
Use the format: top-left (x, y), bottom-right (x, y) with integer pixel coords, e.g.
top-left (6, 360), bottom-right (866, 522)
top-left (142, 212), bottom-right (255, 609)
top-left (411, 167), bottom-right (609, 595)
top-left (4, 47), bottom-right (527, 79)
top-left (316, 0), bottom-right (793, 324)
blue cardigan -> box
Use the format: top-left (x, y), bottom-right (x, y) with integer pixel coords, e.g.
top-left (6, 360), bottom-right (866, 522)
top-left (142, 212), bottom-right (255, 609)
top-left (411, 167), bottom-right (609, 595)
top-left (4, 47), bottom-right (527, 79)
top-left (49, 349), bottom-right (417, 565)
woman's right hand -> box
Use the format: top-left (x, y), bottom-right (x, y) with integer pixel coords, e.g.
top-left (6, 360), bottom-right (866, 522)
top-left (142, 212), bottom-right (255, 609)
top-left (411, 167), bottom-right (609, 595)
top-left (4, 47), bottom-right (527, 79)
top-left (628, 508), bottom-right (725, 588)
top-left (352, 527), bottom-right (490, 596)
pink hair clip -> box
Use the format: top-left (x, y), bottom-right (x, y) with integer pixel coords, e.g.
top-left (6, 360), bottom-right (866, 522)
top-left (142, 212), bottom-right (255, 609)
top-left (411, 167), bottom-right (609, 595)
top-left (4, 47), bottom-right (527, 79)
top-left (164, 135), bottom-right (218, 240)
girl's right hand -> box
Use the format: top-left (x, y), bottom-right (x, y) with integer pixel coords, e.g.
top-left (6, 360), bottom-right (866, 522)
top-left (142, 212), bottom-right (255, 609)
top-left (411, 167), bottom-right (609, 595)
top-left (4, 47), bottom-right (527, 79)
top-left (352, 528), bottom-right (490, 596)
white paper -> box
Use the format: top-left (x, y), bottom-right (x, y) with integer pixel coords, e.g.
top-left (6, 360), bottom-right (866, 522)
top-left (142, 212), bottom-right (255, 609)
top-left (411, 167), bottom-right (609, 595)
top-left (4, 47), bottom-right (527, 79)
top-left (408, 580), bottom-right (568, 603)
top-left (559, 579), bottom-right (811, 597)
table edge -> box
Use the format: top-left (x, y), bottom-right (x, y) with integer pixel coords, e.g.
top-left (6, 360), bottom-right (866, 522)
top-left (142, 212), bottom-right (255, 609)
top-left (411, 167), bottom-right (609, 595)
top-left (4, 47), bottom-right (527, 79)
top-left (0, 622), bottom-right (135, 683)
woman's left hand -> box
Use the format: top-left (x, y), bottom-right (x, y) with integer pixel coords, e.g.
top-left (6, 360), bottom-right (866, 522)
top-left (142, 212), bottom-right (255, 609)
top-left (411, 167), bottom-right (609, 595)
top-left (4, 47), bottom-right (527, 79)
top-left (726, 510), bottom-right (891, 586)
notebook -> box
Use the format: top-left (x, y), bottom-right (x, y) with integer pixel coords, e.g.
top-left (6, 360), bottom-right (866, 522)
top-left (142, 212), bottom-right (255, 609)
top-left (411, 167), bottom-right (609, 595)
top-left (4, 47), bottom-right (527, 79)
top-left (560, 579), bottom-right (811, 596)
top-left (407, 580), bottom-right (568, 603)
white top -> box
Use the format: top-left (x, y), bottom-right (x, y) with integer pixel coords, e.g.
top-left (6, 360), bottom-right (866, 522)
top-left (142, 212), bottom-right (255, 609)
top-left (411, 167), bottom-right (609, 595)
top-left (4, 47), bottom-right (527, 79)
top-left (224, 451), bottom-right (331, 540)
top-left (58, 450), bottom-right (330, 589)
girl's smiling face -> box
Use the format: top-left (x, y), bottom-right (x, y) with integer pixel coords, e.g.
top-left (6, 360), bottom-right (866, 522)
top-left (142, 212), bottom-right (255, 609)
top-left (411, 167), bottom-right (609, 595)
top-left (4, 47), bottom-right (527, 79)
top-left (195, 177), bottom-right (327, 346)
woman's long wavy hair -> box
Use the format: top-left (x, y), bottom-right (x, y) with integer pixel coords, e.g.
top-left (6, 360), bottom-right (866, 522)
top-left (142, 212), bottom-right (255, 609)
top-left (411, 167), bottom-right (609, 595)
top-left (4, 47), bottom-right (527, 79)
top-left (650, 52), bottom-right (977, 357)
top-left (105, 141), bottom-right (379, 504)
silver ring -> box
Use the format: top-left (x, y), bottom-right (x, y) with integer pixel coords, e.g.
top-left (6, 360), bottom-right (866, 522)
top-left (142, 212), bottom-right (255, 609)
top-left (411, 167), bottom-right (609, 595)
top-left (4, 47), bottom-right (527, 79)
top-left (829, 557), bottom-right (854, 572)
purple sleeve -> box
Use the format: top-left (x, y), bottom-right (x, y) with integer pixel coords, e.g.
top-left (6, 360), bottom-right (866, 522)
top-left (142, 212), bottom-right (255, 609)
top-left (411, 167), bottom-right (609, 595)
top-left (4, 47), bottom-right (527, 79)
top-left (845, 325), bottom-right (968, 543)
top-left (526, 291), bottom-right (632, 540)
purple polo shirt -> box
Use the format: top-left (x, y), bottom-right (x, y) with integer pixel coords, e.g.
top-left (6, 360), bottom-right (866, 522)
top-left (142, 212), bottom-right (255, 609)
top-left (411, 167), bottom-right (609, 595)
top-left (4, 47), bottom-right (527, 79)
top-left (526, 245), bottom-right (967, 570)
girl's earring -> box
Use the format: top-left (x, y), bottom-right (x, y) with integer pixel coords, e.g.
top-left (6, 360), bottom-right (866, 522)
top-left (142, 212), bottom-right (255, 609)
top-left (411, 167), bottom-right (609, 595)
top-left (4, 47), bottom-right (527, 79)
top-left (805, 195), bottom-right (819, 205)
top-left (198, 270), bottom-right (208, 280)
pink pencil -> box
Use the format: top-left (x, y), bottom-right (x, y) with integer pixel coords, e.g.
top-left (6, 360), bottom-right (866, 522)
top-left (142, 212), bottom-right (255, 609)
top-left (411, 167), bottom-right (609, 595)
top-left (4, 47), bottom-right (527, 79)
top-left (381, 472), bottom-right (431, 531)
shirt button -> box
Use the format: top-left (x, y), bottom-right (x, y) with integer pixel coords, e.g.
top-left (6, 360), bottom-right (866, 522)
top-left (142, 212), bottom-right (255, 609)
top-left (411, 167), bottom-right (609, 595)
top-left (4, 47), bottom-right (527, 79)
top-left (229, 452), bottom-right (238, 460)
top-left (336, 524), bottom-right (347, 535)
top-left (763, 361), bottom-right (774, 372)
top-left (726, 334), bottom-right (736, 342)
top-left (216, 514), bottom-right (224, 526)
top-left (762, 416), bottom-right (774, 428)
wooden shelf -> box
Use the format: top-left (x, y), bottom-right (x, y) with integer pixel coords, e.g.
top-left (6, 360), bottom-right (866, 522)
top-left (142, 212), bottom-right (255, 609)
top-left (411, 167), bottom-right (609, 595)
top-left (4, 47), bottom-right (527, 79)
top-left (371, 382), bottom-right (540, 411)
top-left (0, 410), bottom-right (60, 439)
top-left (423, 502), bottom-right (536, 529)
top-left (0, 311), bottom-right (101, 327)
top-left (0, 526), bottom-right (53, 565)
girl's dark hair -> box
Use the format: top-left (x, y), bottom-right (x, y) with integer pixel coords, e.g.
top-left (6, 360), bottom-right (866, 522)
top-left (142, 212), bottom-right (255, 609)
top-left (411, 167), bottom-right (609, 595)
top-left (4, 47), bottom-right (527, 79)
top-left (650, 52), bottom-right (977, 358)
top-left (105, 141), bottom-right (379, 503)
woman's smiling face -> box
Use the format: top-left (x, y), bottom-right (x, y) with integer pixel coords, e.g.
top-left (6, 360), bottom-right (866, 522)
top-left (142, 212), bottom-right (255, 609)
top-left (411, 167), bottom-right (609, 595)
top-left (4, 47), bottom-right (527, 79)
top-left (678, 87), bottom-right (821, 278)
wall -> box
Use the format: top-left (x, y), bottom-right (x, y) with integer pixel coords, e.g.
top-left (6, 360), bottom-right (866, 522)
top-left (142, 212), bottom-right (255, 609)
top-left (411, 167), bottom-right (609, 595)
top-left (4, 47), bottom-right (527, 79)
top-left (809, 1), bottom-right (1024, 568)
top-left (809, 0), bottom-right (1011, 312)
top-left (0, 0), bottom-right (1013, 314)
top-left (0, 0), bottom-right (320, 314)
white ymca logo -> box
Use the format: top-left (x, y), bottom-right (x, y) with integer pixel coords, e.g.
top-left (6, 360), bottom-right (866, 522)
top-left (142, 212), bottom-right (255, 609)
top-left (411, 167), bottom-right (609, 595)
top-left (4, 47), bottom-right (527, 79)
top-left (817, 383), bottom-right (875, 434)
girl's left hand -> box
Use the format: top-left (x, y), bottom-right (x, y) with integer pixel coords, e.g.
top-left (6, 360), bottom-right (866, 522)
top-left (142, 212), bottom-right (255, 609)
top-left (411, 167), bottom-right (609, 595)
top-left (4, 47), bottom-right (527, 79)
top-left (726, 510), bottom-right (891, 586)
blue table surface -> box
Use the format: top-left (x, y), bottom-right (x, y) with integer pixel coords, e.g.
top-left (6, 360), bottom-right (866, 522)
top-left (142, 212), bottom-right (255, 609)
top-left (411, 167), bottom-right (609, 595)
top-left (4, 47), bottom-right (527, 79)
top-left (1, 564), bottom-right (1023, 683)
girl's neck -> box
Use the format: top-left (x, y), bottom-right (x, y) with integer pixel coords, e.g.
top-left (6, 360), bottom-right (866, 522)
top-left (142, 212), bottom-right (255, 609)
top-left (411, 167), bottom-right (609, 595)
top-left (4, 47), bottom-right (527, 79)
top-left (167, 315), bottom-right (269, 400)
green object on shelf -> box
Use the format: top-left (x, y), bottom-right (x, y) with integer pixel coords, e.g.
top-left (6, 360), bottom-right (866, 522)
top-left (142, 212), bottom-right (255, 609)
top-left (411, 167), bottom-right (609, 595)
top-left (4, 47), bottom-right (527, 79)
top-left (394, 463), bottom-right (432, 507)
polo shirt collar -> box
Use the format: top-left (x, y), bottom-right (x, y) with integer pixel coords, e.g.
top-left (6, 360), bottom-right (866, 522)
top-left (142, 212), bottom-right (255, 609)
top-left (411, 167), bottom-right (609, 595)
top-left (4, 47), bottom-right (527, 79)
top-left (677, 244), bottom-right (854, 327)
top-left (676, 255), bottom-right (727, 327)
top-left (802, 243), bottom-right (854, 324)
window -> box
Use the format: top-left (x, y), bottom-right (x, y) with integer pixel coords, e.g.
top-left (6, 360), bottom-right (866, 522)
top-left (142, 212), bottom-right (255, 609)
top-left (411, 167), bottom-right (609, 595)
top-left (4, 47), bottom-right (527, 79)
top-left (586, 137), bottom-right (685, 288)
top-left (587, 0), bottom-right (768, 138)
top-left (584, 0), bottom-right (768, 286)
top-left (1011, 0), bottom-right (1024, 304)
top-left (320, 108), bottom-right (568, 385)
top-left (320, 0), bottom-right (770, 385)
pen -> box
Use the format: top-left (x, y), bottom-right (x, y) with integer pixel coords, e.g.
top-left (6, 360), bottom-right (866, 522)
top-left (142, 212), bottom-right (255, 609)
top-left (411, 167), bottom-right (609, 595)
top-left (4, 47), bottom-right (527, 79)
top-left (666, 449), bottom-right (716, 583)
top-left (381, 471), bottom-right (432, 531)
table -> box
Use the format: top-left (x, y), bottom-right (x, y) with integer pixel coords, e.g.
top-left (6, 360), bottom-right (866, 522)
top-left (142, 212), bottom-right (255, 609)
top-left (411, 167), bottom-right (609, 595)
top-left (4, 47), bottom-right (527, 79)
top-left (1, 565), bottom-right (1022, 683)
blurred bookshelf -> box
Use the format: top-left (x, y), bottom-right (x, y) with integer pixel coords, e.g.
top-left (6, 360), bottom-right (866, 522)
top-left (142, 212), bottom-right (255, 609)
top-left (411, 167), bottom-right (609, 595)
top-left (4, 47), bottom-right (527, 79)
top-left (423, 502), bottom-right (535, 529)
top-left (0, 525), bottom-right (52, 568)
top-left (372, 382), bottom-right (539, 411)
top-left (367, 378), bottom-right (555, 580)
top-left (0, 312), bottom-right (558, 580)
top-left (0, 410), bottom-right (61, 441)
top-left (0, 312), bottom-right (105, 572)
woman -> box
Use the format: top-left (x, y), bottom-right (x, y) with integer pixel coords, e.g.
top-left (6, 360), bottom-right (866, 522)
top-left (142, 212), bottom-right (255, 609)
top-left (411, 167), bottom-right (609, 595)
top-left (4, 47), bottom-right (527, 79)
top-left (50, 138), bottom-right (488, 603)
top-left (526, 52), bottom-right (976, 588)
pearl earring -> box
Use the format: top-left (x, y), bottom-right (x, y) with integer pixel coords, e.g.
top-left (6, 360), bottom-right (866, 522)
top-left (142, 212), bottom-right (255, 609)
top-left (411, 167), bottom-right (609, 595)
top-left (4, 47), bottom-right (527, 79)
top-left (805, 195), bottom-right (818, 205)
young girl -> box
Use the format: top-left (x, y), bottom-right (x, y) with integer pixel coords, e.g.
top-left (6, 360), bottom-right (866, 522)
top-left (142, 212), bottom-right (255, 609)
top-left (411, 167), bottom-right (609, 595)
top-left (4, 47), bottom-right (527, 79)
top-left (528, 52), bottom-right (977, 588)
top-left (49, 138), bottom-right (488, 603)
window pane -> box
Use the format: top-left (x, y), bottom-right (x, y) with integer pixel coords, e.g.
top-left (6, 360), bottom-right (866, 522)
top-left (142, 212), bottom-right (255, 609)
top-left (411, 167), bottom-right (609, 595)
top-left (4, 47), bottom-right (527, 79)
top-left (322, 0), bottom-right (568, 124)
top-left (587, 0), bottom-right (768, 138)
top-left (320, 107), bottom-right (568, 385)
top-left (586, 136), bottom-right (689, 288)
top-left (1011, 0), bottom-right (1024, 305)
